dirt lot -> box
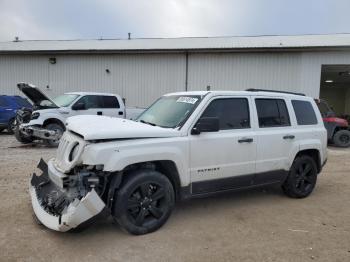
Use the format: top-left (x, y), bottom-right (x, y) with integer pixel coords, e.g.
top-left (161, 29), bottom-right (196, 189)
top-left (0, 133), bottom-right (349, 262)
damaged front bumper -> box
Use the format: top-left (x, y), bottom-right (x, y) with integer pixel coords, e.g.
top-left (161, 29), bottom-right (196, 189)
top-left (29, 160), bottom-right (106, 232)
top-left (20, 123), bottom-right (61, 140)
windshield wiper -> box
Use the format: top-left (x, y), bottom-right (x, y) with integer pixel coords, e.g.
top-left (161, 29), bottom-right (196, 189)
top-left (139, 120), bottom-right (157, 126)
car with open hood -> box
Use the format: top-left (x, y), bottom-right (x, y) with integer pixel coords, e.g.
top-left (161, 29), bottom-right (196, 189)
top-left (30, 89), bottom-right (327, 235)
top-left (15, 83), bottom-right (144, 146)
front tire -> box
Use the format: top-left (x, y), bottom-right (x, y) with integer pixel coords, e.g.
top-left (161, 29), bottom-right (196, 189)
top-left (282, 155), bottom-right (318, 198)
top-left (44, 123), bottom-right (64, 147)
top-left (333, 129), bottom-right (350, 148)
top-left (7, 118), bottom-right (16, 134)
top-left (113, 169), bottom-right (175, 235)
top-left (14, 125), bottom-right (34, 144)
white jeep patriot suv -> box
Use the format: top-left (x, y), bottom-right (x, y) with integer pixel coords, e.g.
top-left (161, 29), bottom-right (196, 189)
top-left (30, 89), bottom-right (327, 235)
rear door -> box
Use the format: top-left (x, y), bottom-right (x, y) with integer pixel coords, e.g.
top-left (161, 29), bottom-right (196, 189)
top-left (100, 96), bottom-right (124, 117)
top-left (189, 96), bottom-right (257, 194)
top-left (253, 97), bottom-right (298, 184)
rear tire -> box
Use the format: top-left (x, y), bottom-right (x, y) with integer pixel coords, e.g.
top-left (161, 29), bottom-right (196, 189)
top-left (282, 155), bottom-right (318, 198)
top-left (43, 123), bottom-right (64, 147)
top-left (333, 129), bottom-right (350, 148)
top-left (113, 169), bottom-right (175, 235)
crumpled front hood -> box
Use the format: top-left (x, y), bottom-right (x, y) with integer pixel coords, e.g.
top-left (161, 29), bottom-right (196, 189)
top-left (66, 115), bottom-right (180, 140)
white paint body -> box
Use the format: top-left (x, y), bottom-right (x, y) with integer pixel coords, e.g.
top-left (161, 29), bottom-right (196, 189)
top-left (30, 90), bottom-right (328, 231)
top-left (57, 91), bottom-right (327, 184)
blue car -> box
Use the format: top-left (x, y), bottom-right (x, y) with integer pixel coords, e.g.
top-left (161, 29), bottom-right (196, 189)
top-left (0, 95), bottom-right (32, 134)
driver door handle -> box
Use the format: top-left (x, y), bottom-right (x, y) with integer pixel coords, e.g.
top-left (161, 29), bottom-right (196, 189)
top-left (238, 137), bottom-right (254, 143)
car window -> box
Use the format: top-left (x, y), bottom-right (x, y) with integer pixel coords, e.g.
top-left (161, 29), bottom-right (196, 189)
top-left (101, 96), bottom-right (120, 108)
top-left (75, 95), bottom-right (103, 109)
top-left (292, 100), bottom-right (318, 125)
top-left (0, 96), bottom-right (9, 107)
top-left (201, 98), bottom-right (250, 130)
top-left (255, 98), bottom-right (290, 128)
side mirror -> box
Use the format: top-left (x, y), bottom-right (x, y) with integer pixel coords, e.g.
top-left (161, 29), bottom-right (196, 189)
top-left (72, 102), bottom-right (86, 110)
top-left (191, 117), bottom-right (219, 135)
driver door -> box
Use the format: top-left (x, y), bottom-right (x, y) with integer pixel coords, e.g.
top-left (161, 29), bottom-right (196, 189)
top-left (71, 95), bottom-right (103, 116)
top-left (189, 96), bottom-right (257, 194)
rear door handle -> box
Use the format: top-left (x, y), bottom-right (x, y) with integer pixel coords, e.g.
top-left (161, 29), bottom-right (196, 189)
top-left (97, 111), bottom-right (103, 115)
top-left (283, 135), bottom-right (295, 140)
top-left (238, 138), bottom-right (254, 143)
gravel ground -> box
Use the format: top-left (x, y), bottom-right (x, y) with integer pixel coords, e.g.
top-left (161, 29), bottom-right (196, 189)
top-left (0, 133), bottom-right (349, 262)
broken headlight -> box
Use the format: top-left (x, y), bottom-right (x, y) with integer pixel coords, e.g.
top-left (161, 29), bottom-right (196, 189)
top-left (31, 112), bottom-right (40, 120)
top-left (69, 143), bottom-right (81, 162)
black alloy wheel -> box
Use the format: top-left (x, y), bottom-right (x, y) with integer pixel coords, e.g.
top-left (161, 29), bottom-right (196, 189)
top-left (282, 155), bottom-right (318, 198)
top-left (113, 170), bottom-right (175, 235)
top-left (128, 182), bottom-right (167, 226)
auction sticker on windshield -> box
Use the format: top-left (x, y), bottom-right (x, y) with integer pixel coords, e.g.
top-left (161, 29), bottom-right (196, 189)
top-left (176, 97), bottom-right (198, 104)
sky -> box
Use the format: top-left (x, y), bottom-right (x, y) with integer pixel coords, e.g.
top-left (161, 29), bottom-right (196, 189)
top-left (0, 0), bottom-right (349, 41)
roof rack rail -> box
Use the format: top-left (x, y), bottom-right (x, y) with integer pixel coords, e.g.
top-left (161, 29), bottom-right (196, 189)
top-left (246, 89), bottom-right (305, 96)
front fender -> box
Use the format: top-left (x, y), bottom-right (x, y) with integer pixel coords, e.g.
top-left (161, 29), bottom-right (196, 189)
top-left (81, 138), bottom-right (190, 186)
top-left (23, 112), bottom-right (67, 127)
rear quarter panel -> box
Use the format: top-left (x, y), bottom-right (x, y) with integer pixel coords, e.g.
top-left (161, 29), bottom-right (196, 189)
top-left (287, 98), bottom-right (327, 168)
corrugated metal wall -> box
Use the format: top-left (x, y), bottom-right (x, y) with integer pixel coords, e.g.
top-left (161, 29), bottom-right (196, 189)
top-left (187, 52), bottom-right (302, 93)
top-left (0, 54), bottom-right (186, 107)
top-left (0, 55), bottom-right (49, 92)
top-left (1, 50), bottom-right (350, 107)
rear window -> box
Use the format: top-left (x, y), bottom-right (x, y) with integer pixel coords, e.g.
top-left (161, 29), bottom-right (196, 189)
top-left (292, 100), bottom-right (318, 125)
top-left (101, 96), bottom-right (120, 108)
top-left (255, 98), bottom-right (290, 128)
top-left (0, 96), bottom-right (9, 107)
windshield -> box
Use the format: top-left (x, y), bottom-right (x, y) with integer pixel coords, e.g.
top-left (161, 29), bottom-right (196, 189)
top-left (137, 95), bottom-right (202, 128)
top-left (52, 94), bottom-right (79, 107)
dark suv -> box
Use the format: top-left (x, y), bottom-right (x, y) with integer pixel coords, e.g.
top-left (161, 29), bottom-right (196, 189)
top-left (0, 95), bottom-right (32, 134)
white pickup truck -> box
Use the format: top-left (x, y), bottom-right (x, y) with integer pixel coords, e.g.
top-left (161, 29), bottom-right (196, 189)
top-left (30, 89), bottom-right (327, 235)
top-left (15, 83), bottom-right (144, 146)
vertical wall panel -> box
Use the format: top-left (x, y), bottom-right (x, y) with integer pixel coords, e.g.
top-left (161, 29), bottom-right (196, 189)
top-left (0, 53), bottom-right (186, 107)
top-left (0, 55), bottom-right (49, 95)
top-left (187, 52), bottom-right (303, 93)
top-left (48, 54), bottom-right (186, 107)
top-left (1, 50), bottom-right (350, 107)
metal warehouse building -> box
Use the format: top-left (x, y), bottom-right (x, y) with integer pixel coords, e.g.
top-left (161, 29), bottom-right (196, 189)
top-left (0, 34), bottom-right (350, 115)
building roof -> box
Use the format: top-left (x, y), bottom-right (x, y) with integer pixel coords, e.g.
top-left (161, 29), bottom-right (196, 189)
top-left (1, 34), bottom-right (350, 54)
